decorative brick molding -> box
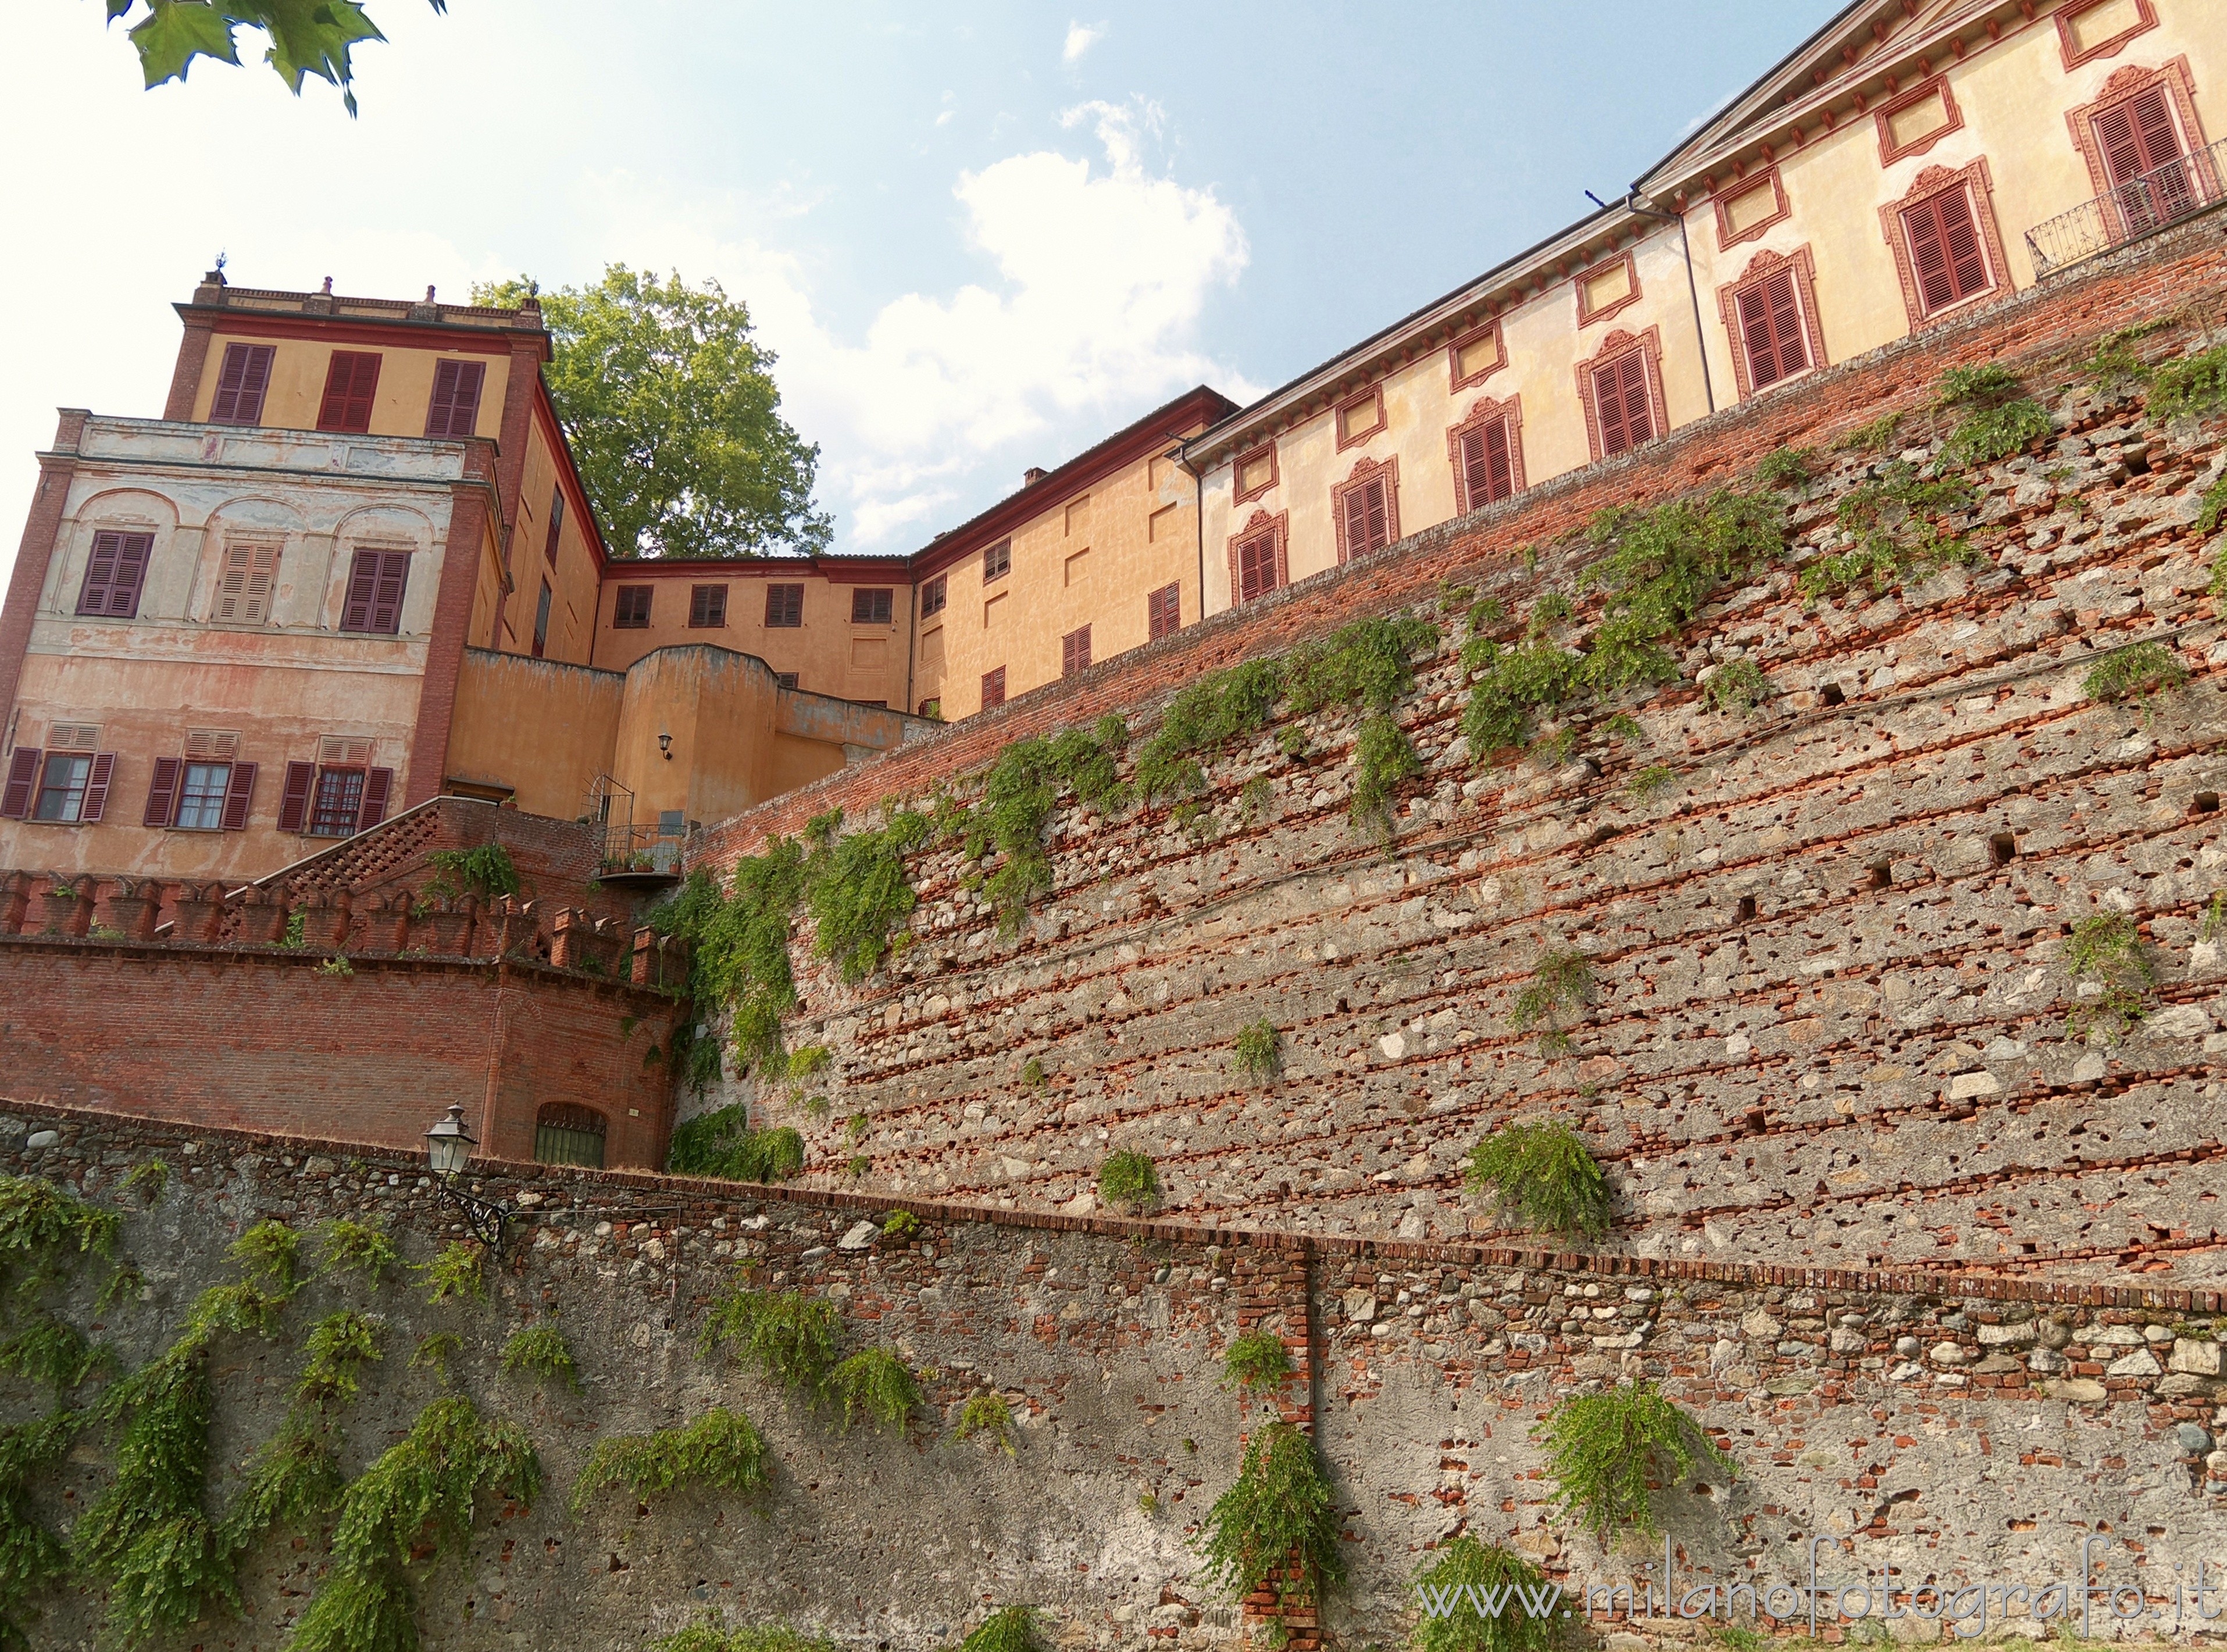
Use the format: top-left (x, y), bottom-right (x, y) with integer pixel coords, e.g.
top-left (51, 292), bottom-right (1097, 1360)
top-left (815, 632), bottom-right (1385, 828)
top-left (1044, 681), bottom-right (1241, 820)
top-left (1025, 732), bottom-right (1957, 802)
top-left (1232, 440), bottom-right (1279, 506)
top-left (1330, 455), bottom-right (1401, 565)
top-left (1445, 317), bottom-right (1505, 393)
top-left (2056, 0), bottom-right (2158, 70)
top-left (1225, 508), bottom-right (1289, 605)
top-left (1873, 74), bottom-right (1965, 166)
top-left (1572, 248), bottom-right (1643, 330)
top-left (1878, 158), bottom-right (2012, 333)
top-left (0, 412), bottom-right (87, 744)
top-left (1712, 165), bottom-right (1790, 252)
top-left (1444, 394), bottom-right (1526, 516)
top-left (1573, 326), bottom-right (1668, 463)
top-left (2064, 57), bottom-right (2209, 204)
top-left (1715, 245), bottom-right (1830, 402)
top-left (1332, 384), bottom-right (1386, 452)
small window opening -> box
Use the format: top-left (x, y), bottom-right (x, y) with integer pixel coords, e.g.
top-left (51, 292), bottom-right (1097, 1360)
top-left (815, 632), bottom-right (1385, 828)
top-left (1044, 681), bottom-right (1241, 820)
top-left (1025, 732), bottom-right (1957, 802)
top-left (1735, 895), bottom-right (1758, 923)
top-left (2123, 448), bottom-right (2151, 476)
top-left (1820, 683), bottom-right (1846, 707)
top-left (1866, 862), bottom-right (1893, 890)
top-left (1988, 832), bottom-right (2017, 867)
top-left (2193, 792), bottom-right (2219, 814)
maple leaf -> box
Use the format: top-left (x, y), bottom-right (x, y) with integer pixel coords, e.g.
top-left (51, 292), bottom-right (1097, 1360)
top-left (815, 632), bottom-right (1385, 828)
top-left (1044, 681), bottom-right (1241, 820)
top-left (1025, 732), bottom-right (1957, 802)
top-left (104, 0), bottom-right (445, 115)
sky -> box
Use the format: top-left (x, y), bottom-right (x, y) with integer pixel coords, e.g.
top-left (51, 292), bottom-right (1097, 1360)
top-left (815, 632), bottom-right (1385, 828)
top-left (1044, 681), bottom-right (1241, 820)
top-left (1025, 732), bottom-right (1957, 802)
top-left (0, 0), bottom-right (1842, 576)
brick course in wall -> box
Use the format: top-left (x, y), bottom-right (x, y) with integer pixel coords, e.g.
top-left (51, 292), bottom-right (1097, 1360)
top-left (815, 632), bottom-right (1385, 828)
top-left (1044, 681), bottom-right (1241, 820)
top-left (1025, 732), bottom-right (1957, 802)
top-left (674, 223), bottom-right (2227, 1293)
top-left (0, 1101), bottom-right (2217, 1650)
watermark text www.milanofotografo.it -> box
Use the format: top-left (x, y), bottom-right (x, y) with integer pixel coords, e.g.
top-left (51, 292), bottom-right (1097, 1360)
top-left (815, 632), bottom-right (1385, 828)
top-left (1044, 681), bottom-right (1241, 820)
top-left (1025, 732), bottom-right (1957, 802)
top-left (1416, 1539), bottom-right (2227, 1639)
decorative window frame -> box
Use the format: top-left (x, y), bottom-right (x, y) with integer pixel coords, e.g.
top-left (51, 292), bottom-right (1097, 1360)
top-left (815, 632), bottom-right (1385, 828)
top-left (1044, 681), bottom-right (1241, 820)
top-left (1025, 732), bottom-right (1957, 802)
top-left (1573, 327), bottom-right (1668, 465)
top-left (1233, 440), bottom-right (1280, 505)
top-left (2057, 0), bottom-right (2158, 70)
top-left (1712, 167), bottom-right (1790, 252)
top-left (1444, 395), bottom-right (1527, 516)
top-left (1333, 386), bottom-right (1387, 452)
top-left (1225, 508), bottom-right (1290, 605)
top-left (1715, 246), bottom-right (1830, 402)
top-left (1330, 455), bottom-right (1402, 566)
top-left (1446, 317), bottom-right (1505, 393)
top-left (1873, 75), bottom-right (1965, 167)
top-left (1573, 249), bottom-right (1643, 330)
top-left (2064, 58), bottom-right (2208, 202)
top-left (1877, 158), bottom-right (2011, 332)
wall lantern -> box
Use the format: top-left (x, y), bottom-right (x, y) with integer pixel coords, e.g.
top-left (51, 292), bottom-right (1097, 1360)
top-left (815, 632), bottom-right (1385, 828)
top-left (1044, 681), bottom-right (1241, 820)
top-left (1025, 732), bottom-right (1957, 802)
top-left (424, 1103), bottom-right (510, 1254)
top-left (658, 731), bottom-right (673, 761)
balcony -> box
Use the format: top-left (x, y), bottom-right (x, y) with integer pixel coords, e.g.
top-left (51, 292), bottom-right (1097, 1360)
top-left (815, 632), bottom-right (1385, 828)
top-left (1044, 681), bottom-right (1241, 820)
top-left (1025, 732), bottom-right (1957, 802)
top-left (2026, 137), bottom-right (2227, 277)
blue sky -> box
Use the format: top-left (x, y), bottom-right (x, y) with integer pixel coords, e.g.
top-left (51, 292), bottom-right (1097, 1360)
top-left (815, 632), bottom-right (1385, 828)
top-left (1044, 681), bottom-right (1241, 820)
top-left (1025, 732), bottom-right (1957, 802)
top-left (0, 1), bottom-right (1841, 572)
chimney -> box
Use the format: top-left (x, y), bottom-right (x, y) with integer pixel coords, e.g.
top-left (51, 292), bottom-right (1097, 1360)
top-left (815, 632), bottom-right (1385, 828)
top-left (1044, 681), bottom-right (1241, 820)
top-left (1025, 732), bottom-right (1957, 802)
top-left (1023, 466), bottom-right (1048, 486)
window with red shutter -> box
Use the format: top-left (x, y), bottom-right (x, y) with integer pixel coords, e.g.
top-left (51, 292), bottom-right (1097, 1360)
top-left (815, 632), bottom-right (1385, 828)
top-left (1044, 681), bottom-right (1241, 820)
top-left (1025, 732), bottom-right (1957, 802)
top-left (1592, 351), bottom-right (1655, 456)
top-left (764, 584), bottom-right (804, 627)
top-left (144, 757), bottom-right (184, 827)
top-left (1736, 267), bottom-right (1811, 391)
top-left (980, 668), bottom-right (1006, 710)
top-left (340, 550), bottom-right (410, 634)
top-left (220, 762), bottom-right (258, 831)
top-left (613, 585), bottom-right (652, 628)
top-left (1, 748), bottom-right (38, 819)
top-left (544, 487), bottom-right (565, 565)
top-left (316, 352), bottom-right (381, 433)
top-left (209, 344), bottom-right (275, 426)
top-left (689, 585), bottom-right (728, 628)
top-left (1336, 471), bottom-right (1394, 561)
top-left (359, 767), bottom-right (394, 830)
top-left (79, 753), bottom-right (114, 823)
top-left (423, 359), bottom-right (487, 438)
top-left (2094, 87), bottom-right (2191, 228)
top-left (1147, 583), bottom-right (1181, 640)
top-left (1236, 530), bottom-right (1282, 603)
top-left (76, 531), bottom-right (155, 618)
top-left (1062, 626), bottom-right (1091, 677)
top-left (920, 575), bottom-right (947, 617)
top-left (1900, 187), bottom-right (1991, 315)
top-left (277, 761), bottom-right (317, 833)
top-left (33, 753), bottom-right (95, 822)
top-left (1457, 418), bottom-right (1515, 513)
top-left (850, 588), bottom-right (893, 624)
top-left (308, 767), bottom-right (367, 837)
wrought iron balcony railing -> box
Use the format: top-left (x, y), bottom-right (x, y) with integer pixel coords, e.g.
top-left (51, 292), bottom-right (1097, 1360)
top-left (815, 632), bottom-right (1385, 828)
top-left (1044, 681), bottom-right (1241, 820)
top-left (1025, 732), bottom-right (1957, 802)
top-left (2026, 136), bottom-right (2227, 277)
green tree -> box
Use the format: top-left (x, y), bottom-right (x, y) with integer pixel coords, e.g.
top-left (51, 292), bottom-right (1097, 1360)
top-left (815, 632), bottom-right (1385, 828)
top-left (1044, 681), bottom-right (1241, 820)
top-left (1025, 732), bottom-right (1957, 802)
top-left (98, 1), bottom-right (444, 115)
top-left (474, 267), bottom-right (832, 560)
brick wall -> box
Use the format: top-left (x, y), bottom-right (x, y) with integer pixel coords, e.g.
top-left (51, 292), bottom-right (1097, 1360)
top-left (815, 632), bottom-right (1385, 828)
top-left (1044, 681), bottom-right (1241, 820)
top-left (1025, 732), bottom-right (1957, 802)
top-left (0, 1101), bottom-right (2215, 1650)
top-left (673, 224), bottom-right (2227, 1292)
top-left (0, 938), bottom-right (681, 1168)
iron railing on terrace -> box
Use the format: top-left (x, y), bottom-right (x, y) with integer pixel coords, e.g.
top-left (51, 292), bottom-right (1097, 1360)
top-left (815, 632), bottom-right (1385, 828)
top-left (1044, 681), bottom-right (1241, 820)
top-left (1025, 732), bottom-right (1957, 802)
top-left (2026, 136), bottom-right (2227, 277)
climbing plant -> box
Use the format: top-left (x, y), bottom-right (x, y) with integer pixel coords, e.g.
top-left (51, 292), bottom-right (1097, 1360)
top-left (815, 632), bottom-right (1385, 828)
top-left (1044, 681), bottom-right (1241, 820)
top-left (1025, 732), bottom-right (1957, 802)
top-left (1220, 1331), bottom-right (1291, 1395)
top-left (1198, 1421), bottom-right (1346, 1615)
top-left (1508, 949), bottom-right (1594, 1057)
top-left (827, 1348), bottom-right (918, 1435)
top-left (667, 1110), bottom-right (805, 1183)
top-left (2061, 912), bottom-right (2157, 1043)
top-left (571, 1408), bottom-right (770, 1515)
top-left (1533, 1382), bottom-right (1733, 1542)
top-left (700, 1282), bottom-right (840, 1398)
top-left (1408, 1536), bottom-right (1565, 1652)
top-left (1937, 365), bottom-right (2051, 467)
top-left (1095, 1151), bottom-right (1161, 1214)
top-left (1798, 462), bottom-right (1978, 600)
top-left (1462, 1122), bottom-right (1613, 1240)
top-left (2149, 343), bottom-right (2227, 422)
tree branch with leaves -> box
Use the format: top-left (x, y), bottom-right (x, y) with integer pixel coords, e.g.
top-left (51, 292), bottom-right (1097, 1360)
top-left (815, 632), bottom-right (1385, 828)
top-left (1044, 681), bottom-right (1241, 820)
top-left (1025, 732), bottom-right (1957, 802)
top-left (98, 1), bottom-right (446, 115)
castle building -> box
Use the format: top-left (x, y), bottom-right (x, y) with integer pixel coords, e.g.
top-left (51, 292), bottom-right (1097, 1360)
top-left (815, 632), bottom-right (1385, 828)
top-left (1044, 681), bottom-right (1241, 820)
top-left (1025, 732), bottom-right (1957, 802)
top-left (2, 0), bottom-right (2218, 887)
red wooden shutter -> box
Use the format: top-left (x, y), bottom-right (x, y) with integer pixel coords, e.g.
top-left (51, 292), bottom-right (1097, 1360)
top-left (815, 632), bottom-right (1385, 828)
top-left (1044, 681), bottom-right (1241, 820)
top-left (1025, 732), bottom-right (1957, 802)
top-left (221, 762), bottom-right (258, 831)
top-left (1737, 267), bottom-right (1809, 390)
top-left (143, 757), bottom-right (182, 827)
top-left (1903, 189), bottom-right (1988, 313)
top-left (1, 748), bottom-right (39, 819)
top-left (79, 753), bottom-right (115, 823)
top-left (277, 761), bottom-right (317, 832)
top-left (424, 359), bottom-right (486, 438)
top-left (1062, 626), bottom-right (1090, 676)
top-left (368, 552), bottom-right (409, 634)
top-left (316, 352), bottom-right (381, 432)
top-left (1340, 486), bottom-right (1371, 561)
top-left (77, 530), bottom-right (155, 618)
top-left (340, 551), bottom-right (380, 631)
top-left (1594, 353), bottom-right (1653, 456)
top-left (1459, 418), bottom-right (1514, 512)
top-left (359, 767), bottom-right (394, 829)
top-left (209, 343), bottom-right (274, 424)
top-left (981, 668), bottom-right (1005, 709)
top-left (1237, 531), bottom-right (1279, 601)
top-left (1935, 189), bottom-right (1987, 303)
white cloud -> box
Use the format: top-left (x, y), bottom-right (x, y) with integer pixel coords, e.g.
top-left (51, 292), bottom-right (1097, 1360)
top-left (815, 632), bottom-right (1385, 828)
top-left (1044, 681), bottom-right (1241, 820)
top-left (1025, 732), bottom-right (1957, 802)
top-left (1062, 21), bottom-right (1107, 63)
top-left (586, 96), bottom-right (1253, 548)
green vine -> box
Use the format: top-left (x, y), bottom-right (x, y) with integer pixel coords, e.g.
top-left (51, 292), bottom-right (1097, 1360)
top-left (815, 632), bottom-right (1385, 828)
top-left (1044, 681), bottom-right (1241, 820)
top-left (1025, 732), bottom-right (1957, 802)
top-left (1508, 950), bottom-right (1593, 1052)
top-left (1703, 657), bottom-right (1772, 715)
top-left (667, 1111), bottom-right (805, 1183)
top-left (803, 808), bottom-right (930, 982)
top-left (319, 1218), bottom-right (399, 1287)
top-left (699, 1283), bottom-right (839, 1398)
top-left (2150, 343), bottom-right (2227, 422)
top-left (1800, 461), bottom-right (1978, 599)
top-left (2083, 639), bottom-right (2187, 707)
top-left (419, 1241), bottom-right (484, 1305)
top-left (829, 1348), bottom-right (919, 1434)
top-left (1463, 1123), bottom-right (1613, 1240)
top-left (1198, 1420), bottom-right (1346, 1613)
top-left (421, 843), bottom-right (523, 906)
top-left (1232, 1019), bottom-right (1282, 1082)
top-left (570, 1407), bottom-right (769, 1515)
top-left (1533, 1381), bottom-right (1733, 1542)
top-left (1408, 1535), bottom-right (1565, 1652)
top-left (0, 1412), bottom-right (80, 1649)
top-left (1938, 365), bottom-right (2051, 467)
top-left (958, 1605), bottom-right (1044, 1652)
top-left (297, 1310), bottom-right (383, 1408)
top-left (1220, 1331), bottom-right (1292, 1394)
top-left (501, 1323), bottom-right (581, 1393)
top-left (956, 719), bottom-right (1130, 935)
top-left (2062, 912), bottom-right (2157, 1043)
top-left (290, 1394), bottom-right (540, 1652)
top-left (652, 1622), bottom-right (837, 1652)
top-left (953, 1393), bottom-right (1015, 1454)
